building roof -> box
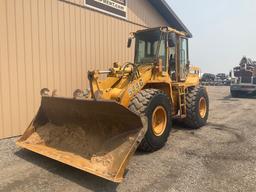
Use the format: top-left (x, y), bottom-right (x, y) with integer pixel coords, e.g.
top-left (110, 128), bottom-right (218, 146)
top-left (148, 0), bottom-right (192, 38)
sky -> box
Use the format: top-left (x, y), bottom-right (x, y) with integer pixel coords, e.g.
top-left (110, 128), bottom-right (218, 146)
top-left (167, 0), bottom-right (256, 74)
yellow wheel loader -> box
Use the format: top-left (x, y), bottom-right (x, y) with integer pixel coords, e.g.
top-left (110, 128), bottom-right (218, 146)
top-left (17, 26), bottom-right (209, 183)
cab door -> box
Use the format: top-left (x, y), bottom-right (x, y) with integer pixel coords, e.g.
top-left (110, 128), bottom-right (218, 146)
top-left (167, 32), bottom-right (177, 81)
top-left (179, 37), bottom-right (189, 81)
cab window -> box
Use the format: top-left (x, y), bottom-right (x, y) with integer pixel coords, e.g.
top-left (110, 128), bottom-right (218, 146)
top-left (180, 38), bottom-right (188, 80)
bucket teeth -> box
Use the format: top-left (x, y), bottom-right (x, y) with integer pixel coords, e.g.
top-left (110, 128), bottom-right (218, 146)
top-left (40, 88), bottom-right (50, 96)
top-left (73, 89), bottom-right (84, 99)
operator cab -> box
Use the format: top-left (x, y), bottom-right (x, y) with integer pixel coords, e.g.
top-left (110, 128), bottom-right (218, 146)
top-left (128, 27), bottom-right (190, 82)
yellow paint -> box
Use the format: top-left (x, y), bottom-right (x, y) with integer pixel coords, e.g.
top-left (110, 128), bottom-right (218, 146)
top-left (17, 26), bottom-right (204, 183)
top-left (152, 106), bottom-right (167, 136)
top-left (199, 97), bottom-right (207, 118)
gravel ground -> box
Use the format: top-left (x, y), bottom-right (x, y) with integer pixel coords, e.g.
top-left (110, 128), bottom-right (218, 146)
top-left (0, 86), bottom-right (256, 192)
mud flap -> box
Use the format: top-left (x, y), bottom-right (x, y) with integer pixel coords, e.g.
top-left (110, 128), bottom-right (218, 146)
top-left (16, 97), bottom-right (147, 183)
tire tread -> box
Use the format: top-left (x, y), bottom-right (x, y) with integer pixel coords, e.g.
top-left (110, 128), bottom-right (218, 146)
top-left (128, 89), bottom-right (169, 152)
top-left (185, 86), bottom-right (208, 129)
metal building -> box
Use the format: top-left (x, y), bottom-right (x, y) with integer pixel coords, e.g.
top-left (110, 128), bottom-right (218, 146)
top-left (0, 0), bottom-right (191, 139)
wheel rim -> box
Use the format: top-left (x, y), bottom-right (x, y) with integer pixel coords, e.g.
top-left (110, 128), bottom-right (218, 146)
top-left (199, 97), bottom-right (207, 118)
top-left (152, 106), bottom-right (167, 137)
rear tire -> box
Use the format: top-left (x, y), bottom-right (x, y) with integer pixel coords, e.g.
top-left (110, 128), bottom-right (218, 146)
top-left (184, 86), bottom-right (209, 129)
top-left (129, 89), bottom-right (171, 152)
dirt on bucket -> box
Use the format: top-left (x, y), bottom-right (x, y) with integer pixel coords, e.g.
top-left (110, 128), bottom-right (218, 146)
top-left (24, 123), bottom-right (99, 158)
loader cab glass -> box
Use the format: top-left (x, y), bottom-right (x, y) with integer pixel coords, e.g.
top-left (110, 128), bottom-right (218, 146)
top-left (134, 30), bottom-right (161, 65)
top-left (168, 32), bottom-right (176, 47)
top-left (179, 38), bottom-right (189, 80)
top-left (168, 33), bottom-right (177, 80)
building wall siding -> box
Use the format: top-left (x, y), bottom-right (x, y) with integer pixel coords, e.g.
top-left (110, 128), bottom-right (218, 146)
top-left (0, 0), bottom-right (168, 139)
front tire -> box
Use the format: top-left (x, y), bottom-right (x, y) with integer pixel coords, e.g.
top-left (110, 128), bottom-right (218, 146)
top-left (129, 89), bottom-right (171, 152)
top-left (184, 86), bottom-right (209, 129)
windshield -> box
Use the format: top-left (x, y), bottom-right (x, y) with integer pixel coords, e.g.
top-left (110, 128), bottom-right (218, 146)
top-left (134, 30), bottom-right (161, 64)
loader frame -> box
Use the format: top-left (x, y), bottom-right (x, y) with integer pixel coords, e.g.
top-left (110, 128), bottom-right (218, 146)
top-left (17, 26), bottom-right (207, 183)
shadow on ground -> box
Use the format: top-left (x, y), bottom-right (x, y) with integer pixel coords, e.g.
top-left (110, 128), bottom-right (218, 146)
top-left (15, 150), bottom-right (119, 192)
top-left (218, 94), bottom-right (256, 101)
top-left (172, 120), bottom-right (196, 131)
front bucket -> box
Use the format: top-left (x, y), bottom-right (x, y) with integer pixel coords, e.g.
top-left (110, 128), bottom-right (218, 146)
top-left (17, 97), bottom-right (147, 183)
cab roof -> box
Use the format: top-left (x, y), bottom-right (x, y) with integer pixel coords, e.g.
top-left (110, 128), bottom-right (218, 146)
top-left (135, 27), bottom-right (187, 37)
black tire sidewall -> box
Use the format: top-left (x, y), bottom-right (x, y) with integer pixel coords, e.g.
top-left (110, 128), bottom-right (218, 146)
top-left (144, 94), bottom-right (171, 149)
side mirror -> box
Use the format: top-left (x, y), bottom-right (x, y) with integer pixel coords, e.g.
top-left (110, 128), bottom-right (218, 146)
top-left (168, 32), bottom-right (176, 47)
top-left (127, 38), bottom-right (133, 48)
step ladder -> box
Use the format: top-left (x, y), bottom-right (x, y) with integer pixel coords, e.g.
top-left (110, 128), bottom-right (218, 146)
top-left (178, 86), bottom-right (186, 118)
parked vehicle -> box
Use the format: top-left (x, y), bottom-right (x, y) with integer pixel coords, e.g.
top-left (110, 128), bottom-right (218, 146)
top-left (230, 57), bottom-right (256, 97)
top-left (201, 73), bottom-right (216, 85)
top-left (215, 73), bottom-right (231, 86)
top-left (201, 73), bottom-right (230, 86)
